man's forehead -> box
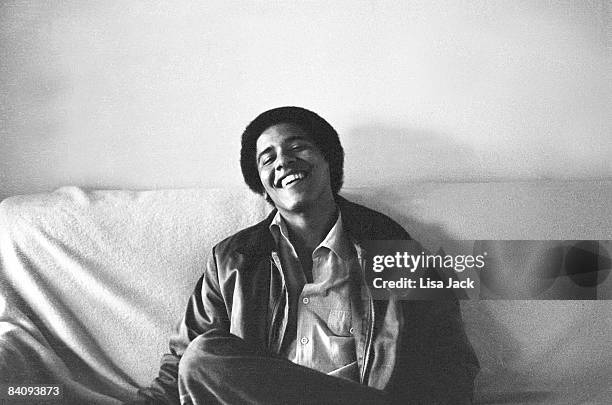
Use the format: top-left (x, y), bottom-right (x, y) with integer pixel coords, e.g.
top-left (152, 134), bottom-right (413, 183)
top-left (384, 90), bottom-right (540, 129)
top-left (256, 123), bottom-right (313, 149)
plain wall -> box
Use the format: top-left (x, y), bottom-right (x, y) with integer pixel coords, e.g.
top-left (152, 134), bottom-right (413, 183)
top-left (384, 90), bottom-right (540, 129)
top-left (1, 0), bottom-right (611, 200)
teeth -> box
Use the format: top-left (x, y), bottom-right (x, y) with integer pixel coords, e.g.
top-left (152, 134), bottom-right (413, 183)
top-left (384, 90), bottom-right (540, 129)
top-left (281, 172), bottom-right (305, 187)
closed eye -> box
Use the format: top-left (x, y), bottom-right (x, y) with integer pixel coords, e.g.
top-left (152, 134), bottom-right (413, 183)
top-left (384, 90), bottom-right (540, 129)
top-left (259, 153), bottom-right (275, 166)
top-left (290, 143), bottom-right (310, 151)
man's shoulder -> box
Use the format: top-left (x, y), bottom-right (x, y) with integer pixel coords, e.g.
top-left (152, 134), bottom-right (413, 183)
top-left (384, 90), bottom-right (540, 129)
top-left (213, 214), bottom-right (274, 257)
top-left (337, 196), bottom-right (411, 241)
top-left (212, 196), bottom-right (410, 255)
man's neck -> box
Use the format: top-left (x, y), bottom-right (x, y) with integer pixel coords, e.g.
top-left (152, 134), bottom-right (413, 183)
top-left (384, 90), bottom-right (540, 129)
top-left (277, 198), bottom-right (338, 252)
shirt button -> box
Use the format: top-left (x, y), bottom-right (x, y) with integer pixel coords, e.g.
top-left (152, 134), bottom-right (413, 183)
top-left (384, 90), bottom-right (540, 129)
top-left (300, 337), bottom-right (309, 345)
top-left (302, 297), bottom-right (309, 304)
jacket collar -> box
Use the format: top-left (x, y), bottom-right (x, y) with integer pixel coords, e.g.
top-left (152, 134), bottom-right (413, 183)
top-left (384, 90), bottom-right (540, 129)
top-left (235, 195), bottom-right (366, 257)
top-left (235, 209), bottom-right (277, 257)
top-left (335, 195), bottom-right (367, 243)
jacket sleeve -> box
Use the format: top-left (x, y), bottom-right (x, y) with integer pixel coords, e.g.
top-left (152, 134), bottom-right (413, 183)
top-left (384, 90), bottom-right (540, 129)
top-left (135, 248), bottom-right (230, 405)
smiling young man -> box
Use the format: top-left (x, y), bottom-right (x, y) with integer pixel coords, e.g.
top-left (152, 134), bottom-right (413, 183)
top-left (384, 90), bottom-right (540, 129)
top-left (137, 107), bottom-right (479, 405)
top-left (256, 123), bottom-right (337, 279)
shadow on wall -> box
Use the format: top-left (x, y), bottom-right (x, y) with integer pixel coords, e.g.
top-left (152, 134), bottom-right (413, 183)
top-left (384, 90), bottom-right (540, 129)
top-left (340, 184), bottom-right (452, 250)
top-left (344, 124), bottom-right (494, 184)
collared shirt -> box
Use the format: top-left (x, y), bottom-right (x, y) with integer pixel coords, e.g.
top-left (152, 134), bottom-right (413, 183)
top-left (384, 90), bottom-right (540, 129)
top-left (269, 211), bottom-right (359, 382)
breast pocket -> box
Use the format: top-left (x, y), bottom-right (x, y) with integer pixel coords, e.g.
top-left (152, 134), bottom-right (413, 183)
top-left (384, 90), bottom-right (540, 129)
top-left (327, 309), bottom-right (352, 337)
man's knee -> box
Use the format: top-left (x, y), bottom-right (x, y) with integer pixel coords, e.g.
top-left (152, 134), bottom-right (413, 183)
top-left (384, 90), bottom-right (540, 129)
top-left (178, 334), bottom-right (209, 380)
top-left (178, 335), bottom-right (221, 405)
top-left (178, 332), bottom-right (253, 380)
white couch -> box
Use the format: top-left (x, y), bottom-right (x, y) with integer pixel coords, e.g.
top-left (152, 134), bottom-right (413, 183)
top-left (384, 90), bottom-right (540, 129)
top-left (1, 181), bottom-right (611, 404)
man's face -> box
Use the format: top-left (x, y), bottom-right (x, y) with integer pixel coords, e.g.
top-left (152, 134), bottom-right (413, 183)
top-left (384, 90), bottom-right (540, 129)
top-left (256, 123), bottom-right (334, 213)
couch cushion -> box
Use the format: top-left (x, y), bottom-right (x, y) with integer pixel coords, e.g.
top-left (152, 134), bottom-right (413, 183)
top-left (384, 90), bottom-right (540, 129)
top-left (0, 186), bottom-right (269, 403)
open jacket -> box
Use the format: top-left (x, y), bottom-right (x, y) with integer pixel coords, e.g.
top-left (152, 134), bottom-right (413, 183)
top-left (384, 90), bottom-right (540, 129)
top-left (140, 197), bottom-right (479, 404)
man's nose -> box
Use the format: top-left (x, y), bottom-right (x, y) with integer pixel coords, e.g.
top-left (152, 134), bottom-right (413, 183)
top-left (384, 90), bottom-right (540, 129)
top-left (274, 149), bottom-right (296, 170)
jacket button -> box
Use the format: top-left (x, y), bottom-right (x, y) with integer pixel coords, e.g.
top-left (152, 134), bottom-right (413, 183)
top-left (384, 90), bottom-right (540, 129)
top-left (349, 327), bottom-right (354, 334)
top-left (302, 297), bottom-right (309, 304)
top-left (300, 337), bottom-right (309, 345)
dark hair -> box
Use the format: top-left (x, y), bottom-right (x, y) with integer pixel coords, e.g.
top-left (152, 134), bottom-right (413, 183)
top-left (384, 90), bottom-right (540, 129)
top-left (240, 106), bottom-right (344, 197)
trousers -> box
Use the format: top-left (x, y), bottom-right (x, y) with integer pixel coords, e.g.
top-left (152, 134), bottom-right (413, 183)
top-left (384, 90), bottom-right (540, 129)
top-left (177, 332), bottom-right (390, 405)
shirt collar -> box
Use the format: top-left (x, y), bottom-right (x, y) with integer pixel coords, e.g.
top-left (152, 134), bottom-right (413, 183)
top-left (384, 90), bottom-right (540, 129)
top-left (269, 211), bottom-right (351, 261)
top-left (269, 210), bottom-right (292, 246)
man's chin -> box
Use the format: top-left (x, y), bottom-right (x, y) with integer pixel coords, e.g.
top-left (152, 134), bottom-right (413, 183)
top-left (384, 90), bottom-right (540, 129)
top-left (278, 201), bottom-right (308, 213)
top-left (271, 195), bottom-right (311, 213)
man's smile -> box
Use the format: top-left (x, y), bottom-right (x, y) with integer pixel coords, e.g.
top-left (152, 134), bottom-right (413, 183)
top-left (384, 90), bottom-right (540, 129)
top-left (275, 170), bottom-right (308, 188)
